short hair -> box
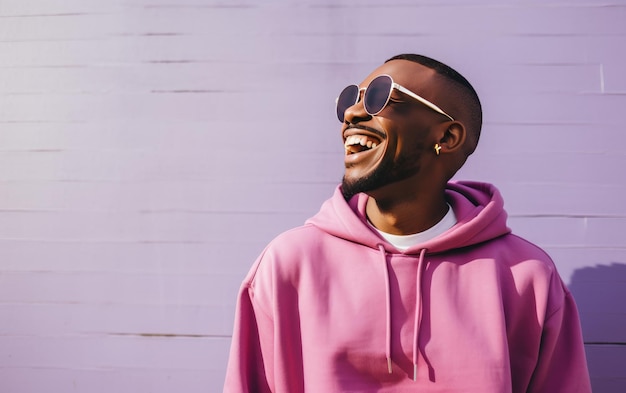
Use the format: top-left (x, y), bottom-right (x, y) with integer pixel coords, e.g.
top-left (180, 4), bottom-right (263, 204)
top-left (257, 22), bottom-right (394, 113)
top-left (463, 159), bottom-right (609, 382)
top-left (386, 54), bottom-right (482, 154)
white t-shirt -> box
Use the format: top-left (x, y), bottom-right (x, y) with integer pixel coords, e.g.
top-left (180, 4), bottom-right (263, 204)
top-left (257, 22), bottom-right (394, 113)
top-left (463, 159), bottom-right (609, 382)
top-left (370, 204), bottom-right (457, 250)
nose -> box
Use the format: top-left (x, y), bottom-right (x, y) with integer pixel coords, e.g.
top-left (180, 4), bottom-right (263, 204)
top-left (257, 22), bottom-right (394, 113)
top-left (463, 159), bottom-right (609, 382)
top-left (342, 94), bottom-right (370, 124)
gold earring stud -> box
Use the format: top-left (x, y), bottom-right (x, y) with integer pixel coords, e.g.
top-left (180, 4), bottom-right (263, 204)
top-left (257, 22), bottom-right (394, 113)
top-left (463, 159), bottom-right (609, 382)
top-left (434, 144), bottom-right (442, 155)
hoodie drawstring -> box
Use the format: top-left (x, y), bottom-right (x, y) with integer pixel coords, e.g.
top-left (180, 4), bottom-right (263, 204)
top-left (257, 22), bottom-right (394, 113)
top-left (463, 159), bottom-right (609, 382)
top-left (413, 248), bottom-right (427, 381)
top-left (377, 245), bottom-right (428, 381)
top-left (377, 244), bottom-right (393, 374)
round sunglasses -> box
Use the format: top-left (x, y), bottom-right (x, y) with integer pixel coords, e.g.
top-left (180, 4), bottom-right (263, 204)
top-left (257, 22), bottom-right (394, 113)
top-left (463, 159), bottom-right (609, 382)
top-left (336, 74), bottom-right (454, 123)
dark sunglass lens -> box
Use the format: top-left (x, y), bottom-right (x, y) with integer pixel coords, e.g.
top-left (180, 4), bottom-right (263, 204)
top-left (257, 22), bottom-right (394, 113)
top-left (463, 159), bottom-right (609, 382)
top-left (336, 84), bottom-right (359, 123)
top-left (364, 75), bottom-right (392, 115)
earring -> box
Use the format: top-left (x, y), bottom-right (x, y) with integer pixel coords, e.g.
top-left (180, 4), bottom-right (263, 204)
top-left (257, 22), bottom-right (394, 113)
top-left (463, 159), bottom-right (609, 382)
top-left (434, 144), bottom-right (442, 155)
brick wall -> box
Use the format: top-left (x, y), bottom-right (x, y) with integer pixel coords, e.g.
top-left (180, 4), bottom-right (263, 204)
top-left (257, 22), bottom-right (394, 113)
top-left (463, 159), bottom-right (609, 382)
top-left (1, 1), bottom-right (624, 391)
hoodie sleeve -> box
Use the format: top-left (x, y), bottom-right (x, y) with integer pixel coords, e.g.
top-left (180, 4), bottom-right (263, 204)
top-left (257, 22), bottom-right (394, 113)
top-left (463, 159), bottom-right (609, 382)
top-left (526, 284), bottom-right (592, 393)
top-left (223, 240), bottom-right (306, 393)
top-left (223, 252), bottom-right (275, 393)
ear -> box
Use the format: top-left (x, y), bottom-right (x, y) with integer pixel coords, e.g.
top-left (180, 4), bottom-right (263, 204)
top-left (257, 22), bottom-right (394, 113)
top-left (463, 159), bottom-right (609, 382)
top-left (438, 122), bottom-right (466, 153)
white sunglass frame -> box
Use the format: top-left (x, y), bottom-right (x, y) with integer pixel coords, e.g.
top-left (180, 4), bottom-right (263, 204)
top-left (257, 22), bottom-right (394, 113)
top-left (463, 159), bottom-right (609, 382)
top-left (338, 74), bottom-right (455, 122)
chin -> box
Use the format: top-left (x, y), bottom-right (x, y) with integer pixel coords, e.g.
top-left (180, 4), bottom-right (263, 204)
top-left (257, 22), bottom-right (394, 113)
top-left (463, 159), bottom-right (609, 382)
top-left (341, 167), bottom-right (390, 201)
top-left (342, 161), bottom-right (422, 202)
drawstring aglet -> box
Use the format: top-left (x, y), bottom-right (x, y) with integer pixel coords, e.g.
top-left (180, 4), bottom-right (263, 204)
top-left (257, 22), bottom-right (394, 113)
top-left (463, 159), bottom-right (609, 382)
top-left (387, 357), bottom-right (393, 374)
top-left (413, 363), bottom-right (418, 381)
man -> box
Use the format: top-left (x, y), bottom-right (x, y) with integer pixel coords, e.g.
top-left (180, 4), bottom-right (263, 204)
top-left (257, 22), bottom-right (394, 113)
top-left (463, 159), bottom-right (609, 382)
top-left (224, 54), bottom-right (592, 392)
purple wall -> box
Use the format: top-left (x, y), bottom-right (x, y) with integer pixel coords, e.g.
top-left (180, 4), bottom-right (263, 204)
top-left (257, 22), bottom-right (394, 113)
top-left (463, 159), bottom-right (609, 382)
top-left (1, 1), bottom-right (624, 391)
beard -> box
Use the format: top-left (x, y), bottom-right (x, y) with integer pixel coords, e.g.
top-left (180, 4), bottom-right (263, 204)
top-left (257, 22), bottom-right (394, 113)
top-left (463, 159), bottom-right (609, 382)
top-left (341, 150), bottom-right (422, 201)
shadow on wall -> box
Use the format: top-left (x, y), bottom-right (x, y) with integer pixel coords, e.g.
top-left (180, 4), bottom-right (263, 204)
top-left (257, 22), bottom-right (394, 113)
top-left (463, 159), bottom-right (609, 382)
top-left (568, 263), bottom-right (626, 393)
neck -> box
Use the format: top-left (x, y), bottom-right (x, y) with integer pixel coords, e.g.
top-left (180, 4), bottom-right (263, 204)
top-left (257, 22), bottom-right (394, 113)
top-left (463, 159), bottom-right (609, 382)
top-left (365, 185), bottom-right (449, 236)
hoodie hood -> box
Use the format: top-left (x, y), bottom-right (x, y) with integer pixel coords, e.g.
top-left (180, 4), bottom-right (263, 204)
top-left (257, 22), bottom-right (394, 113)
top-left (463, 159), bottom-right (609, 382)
top-left (306, 180), bottom-right (511, 254)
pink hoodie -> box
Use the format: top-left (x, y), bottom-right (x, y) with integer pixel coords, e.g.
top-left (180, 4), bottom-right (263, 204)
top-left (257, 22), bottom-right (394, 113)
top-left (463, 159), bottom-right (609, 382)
top-left (224, 181), bottom-right (591, 392)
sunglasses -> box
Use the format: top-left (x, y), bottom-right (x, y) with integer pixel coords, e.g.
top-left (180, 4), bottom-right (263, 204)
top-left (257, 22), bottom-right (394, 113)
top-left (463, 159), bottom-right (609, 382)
top-left (336, 74), bottom-right (454, 123)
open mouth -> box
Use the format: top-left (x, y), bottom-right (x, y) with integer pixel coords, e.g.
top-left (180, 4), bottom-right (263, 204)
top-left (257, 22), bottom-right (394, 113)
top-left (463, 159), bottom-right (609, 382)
top-left (344, 134), bottom-right (382, 155)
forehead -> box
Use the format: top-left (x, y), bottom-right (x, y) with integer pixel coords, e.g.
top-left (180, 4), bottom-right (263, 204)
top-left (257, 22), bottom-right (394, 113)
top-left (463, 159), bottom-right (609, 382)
top-left (361, 59), bottom-right (439, 91)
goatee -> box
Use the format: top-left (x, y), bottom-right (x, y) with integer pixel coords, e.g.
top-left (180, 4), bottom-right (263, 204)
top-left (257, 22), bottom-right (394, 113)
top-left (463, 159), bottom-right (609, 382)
top-left (341, 153), bottom-right (420, 201)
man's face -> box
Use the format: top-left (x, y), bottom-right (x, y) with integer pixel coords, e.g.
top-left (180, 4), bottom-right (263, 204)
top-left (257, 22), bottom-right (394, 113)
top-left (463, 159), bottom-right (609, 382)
top-left (340, 60), bottom-right (448, 200)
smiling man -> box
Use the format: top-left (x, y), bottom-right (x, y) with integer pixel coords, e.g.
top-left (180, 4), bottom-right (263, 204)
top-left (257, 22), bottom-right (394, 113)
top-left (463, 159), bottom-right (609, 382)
top-left (223, 54), bottom-right (592, 393)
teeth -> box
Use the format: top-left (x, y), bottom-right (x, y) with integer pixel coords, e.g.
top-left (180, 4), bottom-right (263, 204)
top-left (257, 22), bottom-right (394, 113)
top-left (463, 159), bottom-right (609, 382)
top-left (344, 134), bottom-right (380, 152)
